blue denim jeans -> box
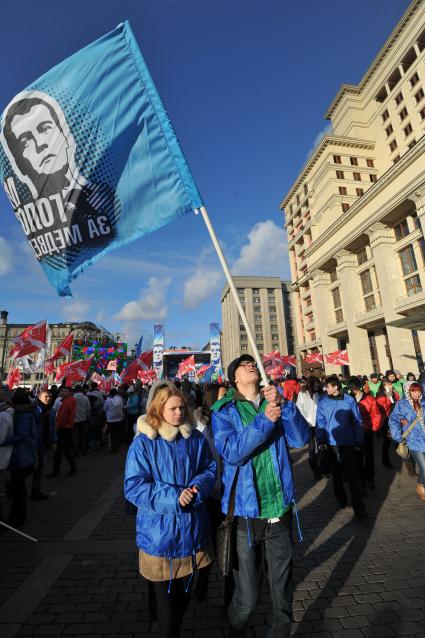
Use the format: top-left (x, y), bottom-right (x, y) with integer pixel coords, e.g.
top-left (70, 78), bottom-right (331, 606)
top-left (410, 449), bottom-right (425, 485)
top-left (228, 511), bottom-right (293, 638)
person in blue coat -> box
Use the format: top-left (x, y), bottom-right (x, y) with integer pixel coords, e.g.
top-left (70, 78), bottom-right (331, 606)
top-left (316, 375), bottom-right (367, 519)
top-left (1, 388), bottom-right (38, 527)
top-left (212, 354), bottom-right (309, 638)
top-left (125, 382), bottom-right (216, 638)
top-left (389, 381), bottom-right (425, 502)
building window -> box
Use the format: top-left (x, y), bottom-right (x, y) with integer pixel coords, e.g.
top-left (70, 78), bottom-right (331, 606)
top-left (254, 305), bottom-right (261, 312)
top-left (364, 294), bottom-right (376, 312)
top-left (381, 110), bottom-right (389, 122)
top-left (399, 106), bottom-right (408, 121)
top-left (270, 314), bottom-right (277, 321)
top-left (253, 296), bottom-right (260, 303)
top-left (330, 269), bottom-right (337, 282)
top-left (271, 333), bottom-right (279, 340)
top-left (353, 172), bottom-right (361, 181)
top-left (240, 334), bottom-right (247, 341)
top-left (394, 219), bottom-right (409, 241)
top-left (420, 106), bottom-right (425, 120)
top-left (366, 158), bottom-right (374, 168)
top-left (241, 344), bottom-right (248, 352)
top-left (296, 195), bottom-right (300, 205)
top-left (404, 122), bottom-right (413, 137)
top-left (357, 246), bottom-right (368, 265)
top-left (395, 91), bottom-right (403, 105)
top-left (269, 305), bottom-right (277, 312)
top-left (255, 334), bottom-right (263, 342)
top-left (341, 203), bottom-right (350, 212)
top-left (408, 139), bottom-right (417, 149)
top-left (253, 288), bottom-right (259, 294)
top-left (339, 186), bottom-right (347, 195)
top-left (385, 124), bottom-right (393, 137)
top-left (356, 188), bottom-right (364, 197)
top-left (410, 71), bottom-right (420, 87)
top-left (271, 324), bottom-right (278, 331)
top-left (254, 314), bottom-right (262, 320)
top-left (255, 324), bottom-right (262, 332)
top-left (350, 157), bottom-right (358, 166)
top-left (267, 288), bottom-right (275, 294)
top-left (399, 244), bottom-right (418, 275)
top-left (419, 238), bottom-right (425, 266)
top-left (304, 183), bottom-right (308, 195)
top-left (415, 87), bottom-right (424, 103)
top-left (336, 170), bottom-right (344, 179)
top-left (360, 269), bottom-right (373, 295)
top-left (239, 325), bottom-right (246, 332)
top-left (405, 274), bottom-right (422, 296)
top-left (333, 155), bottom-right (342, 164)
top-left (389, 139), bottom-right (398, 152)
top-left (370, 174), bottom-right (377, 183)
top-left (237, 288), bottom-right (244, 294)
top-left (393, 155), bottom-right (401, 164)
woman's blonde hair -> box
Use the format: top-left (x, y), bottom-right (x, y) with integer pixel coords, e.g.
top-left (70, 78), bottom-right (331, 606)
top-left (146, 384), bottom-right (193, 429)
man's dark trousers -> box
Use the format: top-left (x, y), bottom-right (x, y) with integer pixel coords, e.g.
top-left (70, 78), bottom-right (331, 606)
top-left (228, 511), bottom-right (293, 638)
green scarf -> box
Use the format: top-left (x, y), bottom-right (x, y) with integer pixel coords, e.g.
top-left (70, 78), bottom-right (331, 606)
top-left (368, 380), bottom-right (382, 397)
top-left (213, 388), bottom-right (287, 518)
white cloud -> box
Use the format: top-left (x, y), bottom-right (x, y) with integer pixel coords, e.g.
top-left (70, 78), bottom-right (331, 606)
top-left (0, 237), bottom-right (13, 276)
top-left (305, 122), bottom-right (333, 160)
top-left (232, 220), bottom-right (289, 278)
top-left (183, 268), bottom-right (223, 308)
top-left (61, 300), bottom-right (90, 321)
top-left (115, 276), bottom-right (171, 321)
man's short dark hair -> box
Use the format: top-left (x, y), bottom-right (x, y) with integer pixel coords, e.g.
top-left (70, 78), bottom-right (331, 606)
top-left (324, 375), bottom-right (341, 389)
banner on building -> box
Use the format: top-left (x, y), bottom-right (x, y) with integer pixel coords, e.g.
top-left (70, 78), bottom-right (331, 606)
top-left (9, 320), bottom-right (47, 359)
top-left (0, 22), bottom-right (203, 296)
top-left (153, 324), bottom-right (165, 379)
top-left (209, 322), bottom-right (222, 378)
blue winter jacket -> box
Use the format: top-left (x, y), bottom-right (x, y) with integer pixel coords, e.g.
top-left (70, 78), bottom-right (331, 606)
top-left (389, 398), bottom-right (425, 452)
top-left (316, 393), bottom-right (364, 447)
top-left (2, 405), bottom-right (38, 470)
top-left (212, 397), bottom-right (309, 518)
top-left (124, 417), bottom-right (216, 559)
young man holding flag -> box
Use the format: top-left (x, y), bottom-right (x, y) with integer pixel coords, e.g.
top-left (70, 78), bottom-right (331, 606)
top-left (212, 355), bottom-right (309, 638)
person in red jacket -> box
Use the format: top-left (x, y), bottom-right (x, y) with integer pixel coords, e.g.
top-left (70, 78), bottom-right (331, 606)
top-left (281, 370), bottom-right (300, 402)
top-left (348, 377), bottom-right (381, 490)
top-left (47, 386), bottom-right (77, 477)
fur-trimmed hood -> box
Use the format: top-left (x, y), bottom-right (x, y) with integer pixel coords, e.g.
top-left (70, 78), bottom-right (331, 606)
top-left (136, 415), bottom-right (193, 441)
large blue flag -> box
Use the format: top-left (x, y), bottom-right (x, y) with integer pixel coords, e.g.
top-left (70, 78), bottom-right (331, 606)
top-left (0, 22), bottom-right (203, 296)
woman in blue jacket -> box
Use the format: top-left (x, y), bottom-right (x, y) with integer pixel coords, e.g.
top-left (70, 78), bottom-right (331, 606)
top-left (1, 388), bottom-right (38, 526)
top-left (125, 383), bottom-right (216, 638)
top-left (389, 382), bottom-right (425, 502)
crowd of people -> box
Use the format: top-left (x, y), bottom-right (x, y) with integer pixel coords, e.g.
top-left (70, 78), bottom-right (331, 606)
top-left (0, 360), bottom-right (425, 638)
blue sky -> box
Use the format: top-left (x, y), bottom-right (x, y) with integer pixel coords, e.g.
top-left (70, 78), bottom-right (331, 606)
top-left (0, 0), bottom-right (410, 352)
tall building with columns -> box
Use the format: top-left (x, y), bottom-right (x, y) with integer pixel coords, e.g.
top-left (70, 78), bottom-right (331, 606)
top-left (281, 0), bottom-right (425, 375)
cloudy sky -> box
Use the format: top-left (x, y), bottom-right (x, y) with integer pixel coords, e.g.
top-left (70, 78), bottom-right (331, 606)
top-left (0, 0), bottom-right (409, 351)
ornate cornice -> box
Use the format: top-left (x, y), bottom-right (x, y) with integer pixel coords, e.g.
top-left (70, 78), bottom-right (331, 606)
top-left (324, 0), bottom-right (423, 120)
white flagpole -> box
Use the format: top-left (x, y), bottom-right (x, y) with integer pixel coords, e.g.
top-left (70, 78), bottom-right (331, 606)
top-left (196, 206), bottom-right (268, 386)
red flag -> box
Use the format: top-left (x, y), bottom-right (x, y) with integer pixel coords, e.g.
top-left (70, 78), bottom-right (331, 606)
top-left (46, 333), bottom-right (73, 362)
top-left (55, 357), bottom-right (93, 383)
top-left (282, 355), bottom-right (297, 368)
top-left (44, 360), bottom-right (56, 376)
top-left (9, 320), bottom-right (47, 359)
top-left (106, 359), bottom-right (117, 371)
top-left (138, 350), bottom-right (153, 370)
top-left (325, 350), bottom-right (349, 365)
top-left (89, 372), bottom-right (105, 387)
top-left (177, 355), bottom-right (195, 379)
top-left (304, 352), bottom-right (324, 365)
top-left (262, 350), bottom-right (284, 379)
top-left (6, 367), bottom-right (21, 389)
